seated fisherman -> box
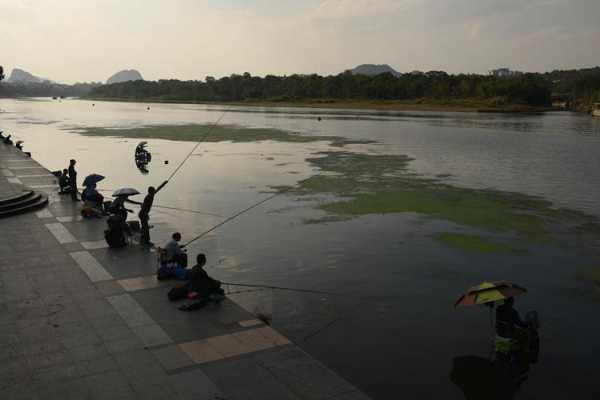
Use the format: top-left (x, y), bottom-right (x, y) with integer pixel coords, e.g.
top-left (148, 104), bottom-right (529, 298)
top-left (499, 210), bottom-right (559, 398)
top-left (82, 184), bottom-right (104, 208)
top-left (187, 253), bottom-right (221, 297)
top-left (58, 169), bottom-right (71, 194)
top-left (496, 297), bottom-right (526, 339)
top-left (165, 232), bottom-right (187, 267)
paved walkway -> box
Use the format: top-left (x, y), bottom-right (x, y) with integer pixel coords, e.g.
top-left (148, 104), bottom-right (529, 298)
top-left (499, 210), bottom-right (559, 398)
top-left (0, 144), bottom-right (370, 400)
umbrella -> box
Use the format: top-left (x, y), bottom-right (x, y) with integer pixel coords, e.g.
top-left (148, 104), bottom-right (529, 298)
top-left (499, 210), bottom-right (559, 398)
top-left (112, 187), bottom-right (140, 197)
top-left (82, 174), bottom-right (105, 187)
top-left (454, 281), bottom-right (527, 308)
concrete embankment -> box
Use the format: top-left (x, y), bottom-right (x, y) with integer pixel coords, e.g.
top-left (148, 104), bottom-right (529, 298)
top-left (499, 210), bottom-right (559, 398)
top-left (0, 144), bottom-right (370, 399)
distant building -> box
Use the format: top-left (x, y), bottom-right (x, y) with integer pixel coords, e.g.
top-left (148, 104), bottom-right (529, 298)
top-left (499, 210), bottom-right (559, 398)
top-left (489, 68), bottom-right (523, 77)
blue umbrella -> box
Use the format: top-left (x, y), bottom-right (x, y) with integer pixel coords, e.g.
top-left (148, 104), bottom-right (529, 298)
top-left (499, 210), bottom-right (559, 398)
top-left (83, 174), bottom-right (105, 187)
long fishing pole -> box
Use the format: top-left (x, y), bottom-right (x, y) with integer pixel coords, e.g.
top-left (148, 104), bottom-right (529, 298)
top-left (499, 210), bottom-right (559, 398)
top-left (221, 281), bottom-right (340, 296)
top-left (166, 110), bottom-right (228, 182)
top-left (182, 188), bottom-right (290, 247)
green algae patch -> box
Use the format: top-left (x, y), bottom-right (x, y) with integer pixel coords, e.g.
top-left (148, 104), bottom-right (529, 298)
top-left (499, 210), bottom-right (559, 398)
top-left (282, 151), bottom-right (600, 242)
top-left (320, 190), bottom-right (548, 239)
top-left (436, 233), bottom-right (518, 253)
top-left (74, 124), bottom-right (374, 147)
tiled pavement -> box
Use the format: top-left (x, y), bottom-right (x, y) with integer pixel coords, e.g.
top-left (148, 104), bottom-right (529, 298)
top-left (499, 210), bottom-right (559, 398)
top-left (0, 144), bottom-right (370, 400)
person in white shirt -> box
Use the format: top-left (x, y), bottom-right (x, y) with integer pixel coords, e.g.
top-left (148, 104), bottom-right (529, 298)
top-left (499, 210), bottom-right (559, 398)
top-left (164, 232), bottom-right (187, 267)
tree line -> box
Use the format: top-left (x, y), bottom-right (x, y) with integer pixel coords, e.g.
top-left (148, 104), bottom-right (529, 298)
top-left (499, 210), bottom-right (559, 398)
top-left (2, 65), bottom-right (599, 110)
top-left (89, 71), bottom-right (553, 107)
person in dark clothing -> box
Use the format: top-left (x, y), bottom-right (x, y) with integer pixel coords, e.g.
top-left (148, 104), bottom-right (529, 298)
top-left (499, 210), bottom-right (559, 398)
top-left (128, 180), bottom-right (168, 245)
top-left (188, 254), bottom-right (221, 296)
top-left (496, 297), bottom-right (526, 339)
top-left (68, 159), bottom-right (78, 201)
top-left (58, 169), bottom-right (71, 194)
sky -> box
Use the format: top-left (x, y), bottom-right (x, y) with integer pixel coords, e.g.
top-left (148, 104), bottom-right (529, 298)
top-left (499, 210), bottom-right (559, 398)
top-left (1, 0), bottom-right (599, 84)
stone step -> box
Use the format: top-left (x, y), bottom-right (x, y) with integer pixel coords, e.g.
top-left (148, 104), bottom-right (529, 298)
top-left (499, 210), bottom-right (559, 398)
top-left (0, 190), bottom-right (34, 206)
top-left (0, 192), bottom-right (43, 212)
top-left (0, 193), bottom-right (48, 218)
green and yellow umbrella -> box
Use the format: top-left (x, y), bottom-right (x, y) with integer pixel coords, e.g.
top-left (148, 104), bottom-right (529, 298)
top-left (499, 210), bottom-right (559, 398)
top-left (454, 281), bottom-right (527, 308)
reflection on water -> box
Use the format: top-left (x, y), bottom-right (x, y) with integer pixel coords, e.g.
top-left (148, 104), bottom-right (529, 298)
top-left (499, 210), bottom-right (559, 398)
top-left (2, 98), bottom-right (600, 399)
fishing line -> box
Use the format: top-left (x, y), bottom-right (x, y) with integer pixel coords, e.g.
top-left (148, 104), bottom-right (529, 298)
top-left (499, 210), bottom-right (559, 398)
top-left (221, 281), bottom-right (340, 297)
top-left (182, 188), bottom-right (291, 247)
top-left (95, 188), bottom-right (223, 218)
top-left (166, 110), bottom-right (228, 182)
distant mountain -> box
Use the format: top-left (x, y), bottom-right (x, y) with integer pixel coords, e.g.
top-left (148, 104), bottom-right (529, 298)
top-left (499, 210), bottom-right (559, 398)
top-left (346, 64), bottom-right (401, 77)
top-left (107, 69), bottom-right (143, 84)
top-left (7, 68), bottom-right (49, 83)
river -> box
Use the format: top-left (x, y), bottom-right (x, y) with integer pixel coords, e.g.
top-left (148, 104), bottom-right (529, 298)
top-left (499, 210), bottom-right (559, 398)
top-left (1, 98), bottom-right (599, 399)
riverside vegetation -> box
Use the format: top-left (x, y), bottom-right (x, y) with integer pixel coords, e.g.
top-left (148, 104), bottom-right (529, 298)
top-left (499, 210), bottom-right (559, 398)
top-left (86, 67), bottom-right (600, 112)
top-left (73, 124), bottom-right (600, 254)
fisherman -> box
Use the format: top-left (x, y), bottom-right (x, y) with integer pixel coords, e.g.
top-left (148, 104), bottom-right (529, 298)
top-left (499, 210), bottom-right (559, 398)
top-left (137, 181), bottom-right (167, 245)
top-left (58, 169), bottom-right (71, 194)
top-left (495, 297), bottom-right (530, 371)
top-left (68, 159), bottom-right (78, 201)
top-left (165, 232), bottom-right (187, 267)
top-left (82, 183), bottom-right (104, 209)
top-left (496, 297), bottom-right (526, 339)
top-left (187, 254), bottom-right (218, 294)
top-left (111, 195), bottom-right (132, 225)
top-left (3, 134), bottom-right (12, 144)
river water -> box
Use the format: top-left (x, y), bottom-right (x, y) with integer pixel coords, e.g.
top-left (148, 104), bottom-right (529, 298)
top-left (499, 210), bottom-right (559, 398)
top-left (1, 98), bottom-right (600, 399)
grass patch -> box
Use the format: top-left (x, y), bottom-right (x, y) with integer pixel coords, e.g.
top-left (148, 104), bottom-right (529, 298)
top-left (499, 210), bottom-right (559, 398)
top-left (280, 151), bottom-right (600, 242)
top-left (73, 124), bottom-right (374, 147)
top-left (436, 233), bottom-right (518, 253)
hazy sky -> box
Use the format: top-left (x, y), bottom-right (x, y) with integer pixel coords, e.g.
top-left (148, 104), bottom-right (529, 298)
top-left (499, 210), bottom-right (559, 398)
top-left (1, 0), bottom-right (599, 83)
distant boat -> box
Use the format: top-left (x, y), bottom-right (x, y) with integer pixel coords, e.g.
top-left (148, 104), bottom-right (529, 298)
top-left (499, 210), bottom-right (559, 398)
top-left (592, 103), bottom-right (600, 117)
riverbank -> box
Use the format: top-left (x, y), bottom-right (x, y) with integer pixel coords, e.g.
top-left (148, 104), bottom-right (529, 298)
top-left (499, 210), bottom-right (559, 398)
top-left (0, 144), bottom-right (370, 400)
top-left (82, 96), bottom-right (555, 113)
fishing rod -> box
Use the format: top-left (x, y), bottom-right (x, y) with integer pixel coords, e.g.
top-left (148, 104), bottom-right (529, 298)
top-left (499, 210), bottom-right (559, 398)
top-left (221, 281), bottom-right (340, 296)
top-left (166, 110), bottom-right (228, 182)
top-left (182, 188), bottom-right (291, 247)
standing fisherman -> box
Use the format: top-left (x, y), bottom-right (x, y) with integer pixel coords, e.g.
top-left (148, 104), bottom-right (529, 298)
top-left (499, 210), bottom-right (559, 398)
top-left (68, 159), bottom-right (78, 201)
top-left (129, 180), bottom-right (168, 245)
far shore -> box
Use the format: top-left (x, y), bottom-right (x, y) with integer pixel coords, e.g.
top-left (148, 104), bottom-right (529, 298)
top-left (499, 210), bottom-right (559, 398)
top-left (80, 97), bottom-right (558, 113)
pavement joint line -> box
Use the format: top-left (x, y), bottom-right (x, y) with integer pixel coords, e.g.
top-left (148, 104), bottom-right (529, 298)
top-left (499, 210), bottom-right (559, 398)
top-left (45, 222), bottom-right (78, 244)
top-left (1, 168), bottom-right (15, 176)
top-left (69, 250), bottom-right (114, 282)
top-left (35, 209), bottom-right (54, 219)
top-left (7, 177), bottom-right (22, 184)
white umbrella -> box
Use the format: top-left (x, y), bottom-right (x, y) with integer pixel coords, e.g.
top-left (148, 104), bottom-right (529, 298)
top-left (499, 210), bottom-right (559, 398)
top-left (112, 187), bottom-right (140, 197)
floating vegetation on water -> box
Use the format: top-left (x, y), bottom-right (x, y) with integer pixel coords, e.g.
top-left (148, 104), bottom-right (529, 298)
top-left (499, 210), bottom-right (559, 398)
top-left (278, 151), bottom-right (600, 242)
top-left (73, 124), bottom-right (374, 147)
top-left (436, 233), bottom-right (519, 253)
